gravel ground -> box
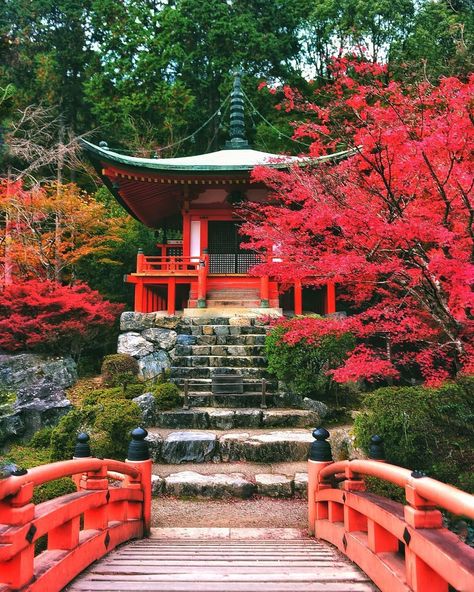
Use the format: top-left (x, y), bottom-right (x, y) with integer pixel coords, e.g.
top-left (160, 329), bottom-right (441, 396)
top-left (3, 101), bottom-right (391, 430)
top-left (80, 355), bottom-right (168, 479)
top-left (152, 496), bottom-right (307, 528)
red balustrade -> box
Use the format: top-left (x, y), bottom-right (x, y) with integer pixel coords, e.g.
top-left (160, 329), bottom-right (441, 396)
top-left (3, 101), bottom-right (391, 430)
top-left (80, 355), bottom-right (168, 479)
top-left (136, 254), bottom-right (200, 274)
top-left (308, 430), bottom-right (474, 592)
top-left (0, 430), bottom-right (151, 592)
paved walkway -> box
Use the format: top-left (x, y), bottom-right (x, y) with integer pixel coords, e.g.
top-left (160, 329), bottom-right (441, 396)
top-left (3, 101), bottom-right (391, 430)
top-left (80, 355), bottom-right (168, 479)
top-left (67, 528), bottom-right (377, 592)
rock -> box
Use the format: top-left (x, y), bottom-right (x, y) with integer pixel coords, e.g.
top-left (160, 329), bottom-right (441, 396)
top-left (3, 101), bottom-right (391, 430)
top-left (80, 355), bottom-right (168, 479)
top-left (120, 312), bottom-right (158, 332)
top-left (145, 432), bottom-right (163, 462)
top-left (164, 471), bottom-right (254, 499)
top-left (0, 413), bottom-right (25, 445)
top-left (208, 409), bottom-right (235, 430)
top-left (218, 433), bottom-right (250, 462)
top-left (153, 314), bottom-right (181, 330)
top-left (161, 431), bottom-right (217, 463)
top-left (262, 409), bottom-right (319, 429)
top-left (0, 353), bottom-right (75, 442)
top-left (255, 474), bottom-right (293, 498)
top-left (202, 326), bottom-right (214, 335)
top-left (138, 351), bottom-right (170, 380)
top-left (176, 334), bottom-right (197, 346)
top-left (151, 474), bottom-right (164, 496)
top-left (229, 317), bottom-right (252, 326)
top-left (141, 328), bottom-right (178, 350)
top-left (302, 398), bottom-right (329, 419)
top-left (243, 431), bottom-right (313, 463)
top-left (294, 472), bottom-right (308, 497)
top-left (214, 326), bottom-right (230, 336)
top-left (330, 426), bottom-right (357, 461)
top-left (155, 410), bottom-right (209, 430)
top-left (233, 409), bottom-right (262, 428)
top-left (132, 393), bottom-right (156, 426)
top-left (118, 332), bottom-right (154, 358)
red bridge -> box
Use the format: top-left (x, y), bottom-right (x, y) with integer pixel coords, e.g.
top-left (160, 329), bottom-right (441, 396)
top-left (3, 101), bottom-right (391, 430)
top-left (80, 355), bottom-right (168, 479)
top-left (0, 428), bottom-right (473, 592)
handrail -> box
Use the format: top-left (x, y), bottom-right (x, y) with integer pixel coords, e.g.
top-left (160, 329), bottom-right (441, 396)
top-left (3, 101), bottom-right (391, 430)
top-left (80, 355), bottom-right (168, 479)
top-left (319, 459), bottom-right (474, 519)
top-left (0, 458), bottom-right (140, 500)
top-left (308, 429), bottom-right (474, 592)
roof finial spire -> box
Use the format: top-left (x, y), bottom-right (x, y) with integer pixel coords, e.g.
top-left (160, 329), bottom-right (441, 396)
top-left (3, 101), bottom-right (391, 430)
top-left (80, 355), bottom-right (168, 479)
top-left (225, 70), bottom-right (249, 149)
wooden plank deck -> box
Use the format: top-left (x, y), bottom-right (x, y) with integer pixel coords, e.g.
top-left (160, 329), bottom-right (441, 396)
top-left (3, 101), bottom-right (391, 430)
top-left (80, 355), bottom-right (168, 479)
top-left (66, 528), bottom-right (377, 592)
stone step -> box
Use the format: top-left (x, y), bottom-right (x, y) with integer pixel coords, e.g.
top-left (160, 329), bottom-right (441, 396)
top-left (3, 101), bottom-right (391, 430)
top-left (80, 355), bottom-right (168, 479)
top-left (191, 345), bottom-right (265, 356)
top-left (154, 408), bottom-right (318, 430)
top-left (145, 429), bottom-right (315, 464)
top-left (171, 378), bottom-right (278, 393)
top-left (171, 367), bottom-right (269, 379)
top-left (178, 392), bottom-right (279, 408)
top-left (189, 325), bottom-right (268, 336)
top-left (206, 299), bottom-right (262, 307)
top-left (194, 334), bottom-right (267, 346)
top-left (152, 470), bottom-right (308, 499)
top-left (171, 356), bottom-right (268, 368)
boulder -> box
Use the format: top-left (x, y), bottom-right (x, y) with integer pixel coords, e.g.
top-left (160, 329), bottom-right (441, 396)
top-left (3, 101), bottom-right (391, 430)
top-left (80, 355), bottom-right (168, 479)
top-left (294, 472), bottom-right (308, 497)
top-left (145, 432), bottom-right (163, 462)
top-left (164, 471), bottom-right (254, 499)
top-left (242, 431), bottom-right (313, 463)
top-left (0, 413), bottom-right (25, 445)
top-left (176, 334), bottom-right (197, 346)
top-left (302, 398), bottom-right (329, 419)
top-left (330, 426), bottom-right (357, 461)
top-left (141, 328), bottom-right (177, 350)
top-left (153, 314), bottom-right (181, 330)
top-left (161, 431), bottom-right (217, 464)
top-left (255, 474), bottom-right (293, 498)
top-left (0, 353), bottom-right (75, 442)
top-left (218, 432), bottom-right (249, 462)
top-left (138, 351), bottom-right (170, 380)
top-left (151, 474), bottom-right (164, 496)
top-left (118, 332), bottom-right (154, 358)
top-left (155, 410), bottom-right (209, 430)
top-left (262, 409), bottom-right (319, 429)
top-left (120, 312), bottom-right (158, 332)
top-left (132, 393), bottom-right (156, 426)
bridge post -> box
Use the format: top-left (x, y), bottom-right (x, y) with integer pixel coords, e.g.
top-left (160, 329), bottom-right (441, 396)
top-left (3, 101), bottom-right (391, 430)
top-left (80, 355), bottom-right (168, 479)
top-left (307, 428), bottom-right (333, 536)
top-left (126, 427), bottom-right (152, 536)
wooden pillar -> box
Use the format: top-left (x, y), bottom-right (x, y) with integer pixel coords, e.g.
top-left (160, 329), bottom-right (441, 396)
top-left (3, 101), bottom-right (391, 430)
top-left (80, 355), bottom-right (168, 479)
top-left (167, 278), bottom-right (176, 315)
top-left (182, 211), bottom-right (191, 257)
top-left (260, 275), bottom-right (269, 308)
top-left (294, 280), bottom-right (303, 315)
top-left (135, 280), bottom-right (144, 313)
top-left (197, 251), bottom-right (208, 308)
top-left (136, 248), bottom-right (145, 272)
top-left (325, 281), bottom-right (336, 314)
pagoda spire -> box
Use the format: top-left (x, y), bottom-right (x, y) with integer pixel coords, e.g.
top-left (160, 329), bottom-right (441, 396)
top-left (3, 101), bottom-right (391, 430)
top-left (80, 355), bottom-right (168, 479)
top-left (225, 71), bottom-right (249, 149)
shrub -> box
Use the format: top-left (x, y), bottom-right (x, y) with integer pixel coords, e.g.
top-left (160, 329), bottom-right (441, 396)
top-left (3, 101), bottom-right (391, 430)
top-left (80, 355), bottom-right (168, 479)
top-left (265, 318), bottom-right (356, 399)
top-left (354, 379), bottom-right (474, 491)
top-left (82, 387), bottom-right (124, 406)
top-left (124, 383), bottom-right (145, 399)
top-left (33, 478), bottom-right (77, 504)
top-left (50, 407), bottom-right (96, 461)
top-left (153, 382), bottom-right (181, 410)
top-left (101, 354), bottom-right (139, 386)
top-left (0, 280), bottom-right (123, 355)
top-left (93, 399), bottom-right (142, 459)
top-left (29, 427), bottom-right (54, 449)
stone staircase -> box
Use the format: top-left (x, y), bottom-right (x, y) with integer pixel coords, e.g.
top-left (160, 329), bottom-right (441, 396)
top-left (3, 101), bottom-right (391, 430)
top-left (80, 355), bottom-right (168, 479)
top-left (205, 288), bottom-right (262, 308)
top-left (170, 316), bottom-right (278, 406)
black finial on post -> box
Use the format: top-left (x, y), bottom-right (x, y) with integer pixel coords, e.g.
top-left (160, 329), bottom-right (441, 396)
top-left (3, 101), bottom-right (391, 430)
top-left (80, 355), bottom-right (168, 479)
top-left (225, 71), bottom-right (249, 149)
top-left (127, 427), bottom-right (150, 461)
top-left (74, 432), bottom-right (91, 458)
top-left (368, 435), bottom-right (385, 461)
top-left (309, 428), bottom-right (333, 462)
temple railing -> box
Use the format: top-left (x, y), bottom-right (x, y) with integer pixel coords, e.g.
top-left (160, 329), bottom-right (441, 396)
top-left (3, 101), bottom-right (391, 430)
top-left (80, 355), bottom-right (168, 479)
top-left (308, 430), bottom-right (474, 592)
top-left (136, 252), bottom-right (200, 274)
top-left (0, 428), bottom-right (151, 592)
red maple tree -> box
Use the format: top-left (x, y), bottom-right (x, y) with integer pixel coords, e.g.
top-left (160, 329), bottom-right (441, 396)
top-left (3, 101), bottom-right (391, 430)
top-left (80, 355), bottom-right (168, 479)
top-left (243, 59), bottom-right (474, 384)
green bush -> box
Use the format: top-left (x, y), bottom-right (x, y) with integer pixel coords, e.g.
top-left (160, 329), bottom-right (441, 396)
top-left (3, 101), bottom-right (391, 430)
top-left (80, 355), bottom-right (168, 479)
top-left (153, 382), bottom-right (181, 410)
top-left (265, 322), bottom-right (355, 399)
top-left (101, 354), bottom-right (139, 386)
top-left (354, 379), bottom-right (474, 491)
top-left (29, 427), bottom-right (54, 449)
top-left (82, 387), bottom-right (123, 406)
top-left (93, 399), bottom-right (142, 458)
top-left (124, 383), bottom-right (145, 399)
top-left (49, 407), bottom-right (96, 461)
top-left (33, 478), bottom-right (77, 504)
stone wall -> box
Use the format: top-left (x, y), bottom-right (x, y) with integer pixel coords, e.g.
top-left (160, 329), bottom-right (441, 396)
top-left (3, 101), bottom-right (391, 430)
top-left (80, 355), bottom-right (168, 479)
top-left (0, 353), bottom-right (76, 445)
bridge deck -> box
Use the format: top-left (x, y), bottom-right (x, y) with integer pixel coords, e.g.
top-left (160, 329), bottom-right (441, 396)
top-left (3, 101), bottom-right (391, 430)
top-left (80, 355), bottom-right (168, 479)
top-left (66, 528), bottom-right (377, 592)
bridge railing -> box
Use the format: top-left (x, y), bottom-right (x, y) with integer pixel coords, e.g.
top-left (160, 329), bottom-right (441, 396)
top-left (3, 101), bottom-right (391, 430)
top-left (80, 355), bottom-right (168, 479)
top-left (0, 427), bottom-right (152, 592)
top-left (308, 429), bottom-right (474, 592)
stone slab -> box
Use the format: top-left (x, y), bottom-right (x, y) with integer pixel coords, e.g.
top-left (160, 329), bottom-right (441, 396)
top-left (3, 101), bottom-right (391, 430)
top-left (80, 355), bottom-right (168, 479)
top-left (164, 471), bottom-right (255, 498)
top-left (161, 431), bottom-right (217, 463)
top-left (255, 474), bottom-right (294, 498)
top-left (262, 409), bottom-right (319, 428)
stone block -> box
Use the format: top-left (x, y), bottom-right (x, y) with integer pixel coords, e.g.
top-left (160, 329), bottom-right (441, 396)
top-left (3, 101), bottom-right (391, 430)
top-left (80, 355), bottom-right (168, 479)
top-left (294, 472), bottom-right (308, 498)
top-left (176, 334), bottom-right (197, 346)
top-left (214, 325), bottom-right (230, 336)
top-left (233, 409), bottom-right (262, 428)
top-left (120, 311), bottom-right (157, 332)
top-left (141, 328), bottom-right (177, 350)
top-left (302, 398), bottom-right (329, 419)
top-left (155, 410), bottom-right (209, 429)
top-left (118, 332), bottom-right (154, 358)
top-left (153, 314), bottom-right (181, 329)
top-left (151, 474), bottom-right (165, 496)
top-left (229, 317), bottom-right (252, 326)
top-left (138, 351), bottom-right (170, 380)
top-left (208, 409), bottom-right (235, 430)
top-left (255, 474), bottom-right (293, 498)
top-left (164, 471), bottom-right (254, 499)
top-left (219, 433), bottom-right (250, 462)
top-left (242, 431), bottom-right (313, 463)
top-left (132, 392), bottom-right (156, 426)
top-left (202, 325), bottom-right (214, 335)
top-left (145, 432), bottom-right (163, 462)
top-left (262, 409), bottom-right (319, 429)
top-left (161, 431), bottom-right (217, 463)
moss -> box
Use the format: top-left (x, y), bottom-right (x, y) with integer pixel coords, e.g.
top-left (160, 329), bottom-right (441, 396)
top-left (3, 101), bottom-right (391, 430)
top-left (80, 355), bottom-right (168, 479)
top-left (101, 354), bottom-right (139, 386)
top-left (4, 444), bottom-right (51, 469)
top-left (153, 382), bottom-right (181, 410)
top-left (29, 427), bottom-right (54, 449)
top-left (93, 399), bottom-right (142, 459)
top-left (49, 407), bottom-right (96, 461)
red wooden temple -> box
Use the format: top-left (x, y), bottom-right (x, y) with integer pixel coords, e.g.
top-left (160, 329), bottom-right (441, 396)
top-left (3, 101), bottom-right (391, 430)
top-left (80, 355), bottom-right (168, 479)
top-left (83, 74), bottom-right (343, 316)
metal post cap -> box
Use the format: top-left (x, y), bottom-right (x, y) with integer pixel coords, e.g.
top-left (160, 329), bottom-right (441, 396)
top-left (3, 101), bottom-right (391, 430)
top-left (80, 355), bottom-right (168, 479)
top-left (127, 427), bottom-right (150, 461)
top-left (74, 432), bottom-right (92, 458)
top-left (368, 434), bottom-right (385, 460)
top-left (309, 427), bottom-right (333, 462)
